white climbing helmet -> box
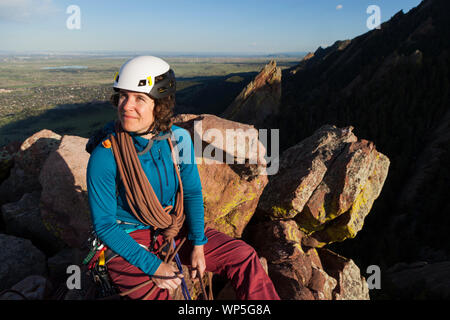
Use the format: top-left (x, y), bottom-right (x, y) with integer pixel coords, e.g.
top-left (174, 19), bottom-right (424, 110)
top-left (113, 56), bottom-right (176, 99)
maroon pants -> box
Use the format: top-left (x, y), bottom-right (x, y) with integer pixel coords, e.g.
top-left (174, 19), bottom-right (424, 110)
top-left (106, 227), bottom-right (280, 300)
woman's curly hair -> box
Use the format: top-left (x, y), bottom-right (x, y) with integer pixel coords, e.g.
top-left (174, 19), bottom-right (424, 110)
top-left (110, 92), bottom-right (175, 134)
top-left (110, 74), bottom-right (175, 133)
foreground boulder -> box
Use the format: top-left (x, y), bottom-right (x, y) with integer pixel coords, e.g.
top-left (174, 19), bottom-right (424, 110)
top-left (0, 130), bottom-right (61, 204)
top-left (39, 135), bottom-right (91, 249)
top-left (174, 114), bottom-right (269, 238)
top-left (318, 248), bottom-right (370, 300)
top-left (1, 191), bottom-right (64, 253)
top-left (0, 234), bottom-right (47, 291)
top-left (0, 275), bottom-right (52, 300)
top-left (246, 124), bottom-right (389, 299)
top-left (37, 115), bottom-right (269, 246)
top-left (258, 124), bottom-right (389, 246)
top-left (258, 125), bottom-right (357, 220)
top-left (2, 117), bottom-right (389, 300)
top-left (173, 113), bottom-right (267, 167)
top-left (385, 261), bottom-right (450, 299)
top-left (248, 220), bottom-right (335, 300)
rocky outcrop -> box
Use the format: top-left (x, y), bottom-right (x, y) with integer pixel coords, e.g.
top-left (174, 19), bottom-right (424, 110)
top-left (174, 114), bottom-right (269, 238)
top-left (173, 113), bottom-right (267, 167)
top-left (318, 249), bottom-right (369, 300)
top-left (0, 275), bottom-right (52, 300)
top-left (257, 125), bottom-right (389, 246)
top-left (221, 60), bottom-right (281, 128)
top-left (258, 125), bottom-right (357, 219)
top-left (0, 117), bottom-right (388, 300)
top-left (0, 130), bottom-right (61, 204)
top-left (3, 115), bottom-right (269, 247)
top-left (39, 135), bottom-right (91, 249)
top-left (247, 219), bottom-right (369, 300)
top-left (242, 124), bottom-right (388, 300)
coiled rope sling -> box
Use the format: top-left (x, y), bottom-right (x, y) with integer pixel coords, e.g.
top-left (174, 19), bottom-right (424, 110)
top-left (102, 121), bottom-right (212, 300)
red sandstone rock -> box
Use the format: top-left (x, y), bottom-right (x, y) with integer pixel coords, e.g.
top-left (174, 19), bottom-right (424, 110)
top-left (174, 114), bottom-right (269, 238)
top-left (258, 125), bottom-right (357, 219)
top-left (318, 248), bottom-right (370, 300)
top-left (222, 60), bottom-right (281, 128)
top-left (0, 130), bottom-right (61, 203)
top-left (39, 135), bottom-right (91, 248)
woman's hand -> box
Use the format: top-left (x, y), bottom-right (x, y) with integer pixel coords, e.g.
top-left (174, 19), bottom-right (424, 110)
top-left (152, 262), bottom-right (183, 290)
top-left (190, 245), bottom-right (206, 280)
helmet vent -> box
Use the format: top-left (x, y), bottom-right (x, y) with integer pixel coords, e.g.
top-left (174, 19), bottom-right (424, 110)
top-left (138, 79), bottom-right (147, 87)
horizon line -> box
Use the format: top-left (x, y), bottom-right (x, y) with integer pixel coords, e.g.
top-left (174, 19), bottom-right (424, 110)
top-left (0, 49), bottom-right (309, 57)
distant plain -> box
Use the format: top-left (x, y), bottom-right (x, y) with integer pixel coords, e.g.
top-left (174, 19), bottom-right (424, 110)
top-left (0, 55), bottom-right (302, 146)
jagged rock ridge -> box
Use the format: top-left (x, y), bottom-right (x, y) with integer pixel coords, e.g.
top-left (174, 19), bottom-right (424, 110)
top-left (222, 60), bottom-right (281, 128)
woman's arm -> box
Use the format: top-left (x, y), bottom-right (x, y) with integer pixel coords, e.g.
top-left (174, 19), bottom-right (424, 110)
top-left (86, 142), bottom-right (163, 276)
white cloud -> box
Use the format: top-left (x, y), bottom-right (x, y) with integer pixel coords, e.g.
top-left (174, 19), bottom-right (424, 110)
top-left (336, 4), bottom-right (343, 10)
top-left (0, 0), bottom-right (59, 22)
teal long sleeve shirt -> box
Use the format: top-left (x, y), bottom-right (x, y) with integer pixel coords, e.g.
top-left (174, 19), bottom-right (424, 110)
top-left (86, 122), bottom-right (208, 276)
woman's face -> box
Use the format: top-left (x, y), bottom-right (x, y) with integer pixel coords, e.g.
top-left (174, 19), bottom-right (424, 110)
top-left (117, 89), bottom-right (155, 134)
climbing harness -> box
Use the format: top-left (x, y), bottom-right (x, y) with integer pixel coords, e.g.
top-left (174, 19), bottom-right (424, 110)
top-left (82, 232), bottom-right (118, 299)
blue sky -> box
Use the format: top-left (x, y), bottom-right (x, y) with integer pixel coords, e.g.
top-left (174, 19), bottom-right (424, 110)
top-left (0, 0), bottom-right (423, 54)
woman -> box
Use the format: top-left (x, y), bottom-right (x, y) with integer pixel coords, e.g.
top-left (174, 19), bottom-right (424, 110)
top-left (86, 56), bottom-right (280, 300)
